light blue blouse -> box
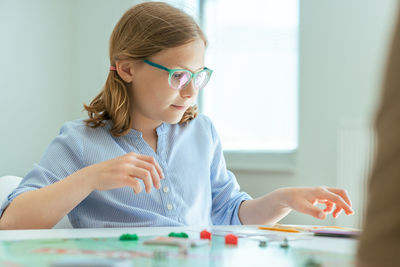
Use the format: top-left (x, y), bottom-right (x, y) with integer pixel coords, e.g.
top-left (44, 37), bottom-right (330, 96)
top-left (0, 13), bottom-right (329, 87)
top-left (0, 114), bottom-right (251, 227)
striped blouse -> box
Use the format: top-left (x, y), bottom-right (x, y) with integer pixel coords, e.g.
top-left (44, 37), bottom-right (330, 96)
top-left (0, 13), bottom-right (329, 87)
top-left (0, 114), bottom-right (251, 227)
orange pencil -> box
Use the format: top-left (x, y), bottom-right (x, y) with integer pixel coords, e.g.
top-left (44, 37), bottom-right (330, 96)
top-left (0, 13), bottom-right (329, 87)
top-left (258, 226), bottom-right (301, 233)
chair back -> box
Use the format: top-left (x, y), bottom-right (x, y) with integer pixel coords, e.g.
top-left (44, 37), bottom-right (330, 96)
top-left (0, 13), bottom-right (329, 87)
top-left (0, 175), bottom-right (72, 229)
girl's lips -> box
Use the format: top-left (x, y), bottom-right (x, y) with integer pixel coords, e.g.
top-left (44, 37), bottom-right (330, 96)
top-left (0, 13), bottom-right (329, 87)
top-left (171, 104), bottom-right (186, 110)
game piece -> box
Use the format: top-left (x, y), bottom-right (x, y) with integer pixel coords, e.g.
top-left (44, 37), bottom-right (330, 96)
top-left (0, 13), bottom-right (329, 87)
top-left (144, 236), bottom-right (209, 247)
top-left (280, 237), bottom-right (289, 248)
top-left (304, 257), bottom-right (322, 267)
top-left (224, 234), bottom-right (238, 245)
top-left (168, 232), bottom-right (189, 238)
top-left (259, 240), bottom-right (267, 247)
top-left (144, 237), bottom-right (188, 247)
top-left (200, 230), bottom-right (212, 240)
top-left (119, 233), bottom-right (138, 241)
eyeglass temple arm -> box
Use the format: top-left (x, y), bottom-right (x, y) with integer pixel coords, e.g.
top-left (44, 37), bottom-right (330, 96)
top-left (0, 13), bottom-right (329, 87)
top-left (143, 60), bottom-right (170, 72)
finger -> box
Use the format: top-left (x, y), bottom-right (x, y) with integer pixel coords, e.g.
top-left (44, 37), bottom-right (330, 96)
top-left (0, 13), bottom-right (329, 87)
top-left (326, 187), bottom-right (353, 208)
top-left (323, 202), bottom-right (334, 214)
top-left (332, 207), bottom-right (343, 218)
top-left (314, 200), bottom-right (333, 213)
top-left (126, 178), bottom-right (141, 194)
top-left (297, 201), bottom-right (326, 220)
top-left (133, 159), bottom-right (161, 189)
top-left (136, 154), bottom-right (165, 179)
top-left (315, 189), bottom-right (354, 215)
top-left (129, 167), bottom-right (153, 193)
top-left (316, 199), bottom-right (328, 205)
top-left (124, 153), bottom-right (160, 190)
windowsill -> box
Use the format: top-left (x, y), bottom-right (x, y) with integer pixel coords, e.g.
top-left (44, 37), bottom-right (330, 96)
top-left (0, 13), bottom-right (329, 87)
top-left (223, 150), bottom-right (297, 173)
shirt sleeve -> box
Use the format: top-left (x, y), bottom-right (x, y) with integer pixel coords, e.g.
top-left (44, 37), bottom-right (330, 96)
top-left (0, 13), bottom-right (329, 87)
top-left (208, 119), bottom-right (252, 225)
top-left (0, 123), bottom-right (83, 217)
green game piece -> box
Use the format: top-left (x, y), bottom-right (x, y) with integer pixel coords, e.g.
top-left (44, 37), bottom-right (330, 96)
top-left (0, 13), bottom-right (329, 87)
top-left (304, 257), bottom-right (322, 267)
top-left (119, 233), bottom-right (138, 241)
top-left (259, 240), bottom-right (267, 247)
top-left (280, 237), bottom-right (289, 248)
top-left (168, 232), bottom-right (189, 238)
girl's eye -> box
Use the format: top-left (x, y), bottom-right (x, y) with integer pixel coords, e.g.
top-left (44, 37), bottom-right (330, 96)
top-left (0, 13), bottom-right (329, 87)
top-left (173, 72), bottom-right (184, 79)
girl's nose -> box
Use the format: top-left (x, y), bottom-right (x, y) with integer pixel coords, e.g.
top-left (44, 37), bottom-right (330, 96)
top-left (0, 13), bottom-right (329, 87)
top-left (179, 81), bottom-right (197, 98)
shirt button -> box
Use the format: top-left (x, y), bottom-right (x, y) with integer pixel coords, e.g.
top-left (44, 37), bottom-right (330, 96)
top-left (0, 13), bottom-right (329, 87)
top-left (167, 204), bottom-right (173, 210)
top-left (163, 186), bottom-right (169, 193)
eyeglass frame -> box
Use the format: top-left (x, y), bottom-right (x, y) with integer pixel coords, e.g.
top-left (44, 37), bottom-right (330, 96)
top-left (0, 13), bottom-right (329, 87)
top-left (143, 59), bottom-right (213, 90)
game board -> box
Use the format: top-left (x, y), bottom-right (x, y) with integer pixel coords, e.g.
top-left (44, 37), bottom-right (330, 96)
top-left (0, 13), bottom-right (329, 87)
top-left (0, 229), bottom-right (355, 267)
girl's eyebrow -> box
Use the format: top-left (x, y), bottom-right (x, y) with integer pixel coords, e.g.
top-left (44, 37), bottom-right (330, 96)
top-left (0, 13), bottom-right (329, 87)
top-left (177, 64), bottom-right (205, 72)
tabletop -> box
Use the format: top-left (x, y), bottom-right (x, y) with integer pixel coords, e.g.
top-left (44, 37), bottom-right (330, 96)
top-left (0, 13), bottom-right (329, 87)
top-left (0, 225), bottom-right (359, 267)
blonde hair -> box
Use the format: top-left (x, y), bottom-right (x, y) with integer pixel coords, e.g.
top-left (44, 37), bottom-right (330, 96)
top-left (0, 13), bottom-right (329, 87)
top-left (84, 2), bottom-right (207, 137)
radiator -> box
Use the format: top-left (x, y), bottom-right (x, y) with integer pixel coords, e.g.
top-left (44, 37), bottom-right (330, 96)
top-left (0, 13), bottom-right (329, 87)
top-left (336, 124), bottom-right (375, 228)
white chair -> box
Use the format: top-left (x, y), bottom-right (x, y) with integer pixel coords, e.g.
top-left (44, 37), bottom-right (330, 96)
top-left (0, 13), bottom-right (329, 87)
top-left (0, 175), bottom-right (72, 229)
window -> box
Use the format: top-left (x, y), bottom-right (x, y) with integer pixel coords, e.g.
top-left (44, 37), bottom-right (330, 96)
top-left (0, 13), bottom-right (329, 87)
top-left (201, 0), bottom-right (299, 152)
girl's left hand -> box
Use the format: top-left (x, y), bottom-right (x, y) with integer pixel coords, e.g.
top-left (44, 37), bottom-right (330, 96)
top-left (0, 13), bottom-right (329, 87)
top-left (280, 187), bottom-right (354, 219)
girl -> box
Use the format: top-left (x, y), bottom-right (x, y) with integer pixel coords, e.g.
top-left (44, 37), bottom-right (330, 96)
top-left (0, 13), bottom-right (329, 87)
top-left (0, 2), bottom-right (353, 229)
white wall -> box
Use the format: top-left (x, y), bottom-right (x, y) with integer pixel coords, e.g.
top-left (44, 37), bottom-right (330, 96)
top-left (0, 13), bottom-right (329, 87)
top-left (0, 0), bottom-right (398, 226)
top-left (70, 0), bottom-right (143, 119)
top-left (0, 0), bottom-right (75, 176)
top-left (0, 0), bottom-right (139, 176)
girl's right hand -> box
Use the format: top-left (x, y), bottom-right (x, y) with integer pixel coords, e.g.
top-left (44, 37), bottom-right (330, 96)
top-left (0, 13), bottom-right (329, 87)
top-left (79, 152), bottom-right (165, 194)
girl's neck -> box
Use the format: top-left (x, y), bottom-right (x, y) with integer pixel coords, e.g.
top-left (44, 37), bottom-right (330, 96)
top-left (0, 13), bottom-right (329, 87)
top-left (131, 113), bottom-right (161, 152)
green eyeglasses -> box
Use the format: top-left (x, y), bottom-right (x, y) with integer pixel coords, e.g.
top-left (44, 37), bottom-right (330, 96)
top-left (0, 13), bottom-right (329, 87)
top-left (143, 59), bottom-right (213, 90)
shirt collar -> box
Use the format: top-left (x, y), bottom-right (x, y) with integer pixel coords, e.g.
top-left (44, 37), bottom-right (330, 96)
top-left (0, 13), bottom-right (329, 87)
top-left (105, 120), bottom-right (170, 138)
top-left (155, 122), bottom-right (169, 136)
top-left (125, 122), bottom-right (169, 139)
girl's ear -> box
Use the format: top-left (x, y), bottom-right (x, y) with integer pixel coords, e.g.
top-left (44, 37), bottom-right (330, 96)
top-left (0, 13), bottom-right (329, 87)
top-left (115, 60), bottom-right (134, 83)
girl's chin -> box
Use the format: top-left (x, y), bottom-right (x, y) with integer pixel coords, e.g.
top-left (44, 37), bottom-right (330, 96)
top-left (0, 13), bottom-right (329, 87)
top-left (162, 114), bottom-right (184, 125)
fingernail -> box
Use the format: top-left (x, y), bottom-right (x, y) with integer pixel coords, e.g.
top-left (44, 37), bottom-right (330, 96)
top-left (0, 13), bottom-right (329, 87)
top-left (335, 210), bottom-right (342, 218)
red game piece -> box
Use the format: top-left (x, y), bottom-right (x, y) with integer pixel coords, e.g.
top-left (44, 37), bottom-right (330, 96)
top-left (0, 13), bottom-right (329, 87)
top-left (200, 230), bottom-right (212, 240)
top-left (224, 234), bottom-right (238, 245)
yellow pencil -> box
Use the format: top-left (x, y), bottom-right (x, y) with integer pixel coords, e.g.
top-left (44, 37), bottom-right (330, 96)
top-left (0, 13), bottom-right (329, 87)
top-left (258, 226), bottom-right (301, 233)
